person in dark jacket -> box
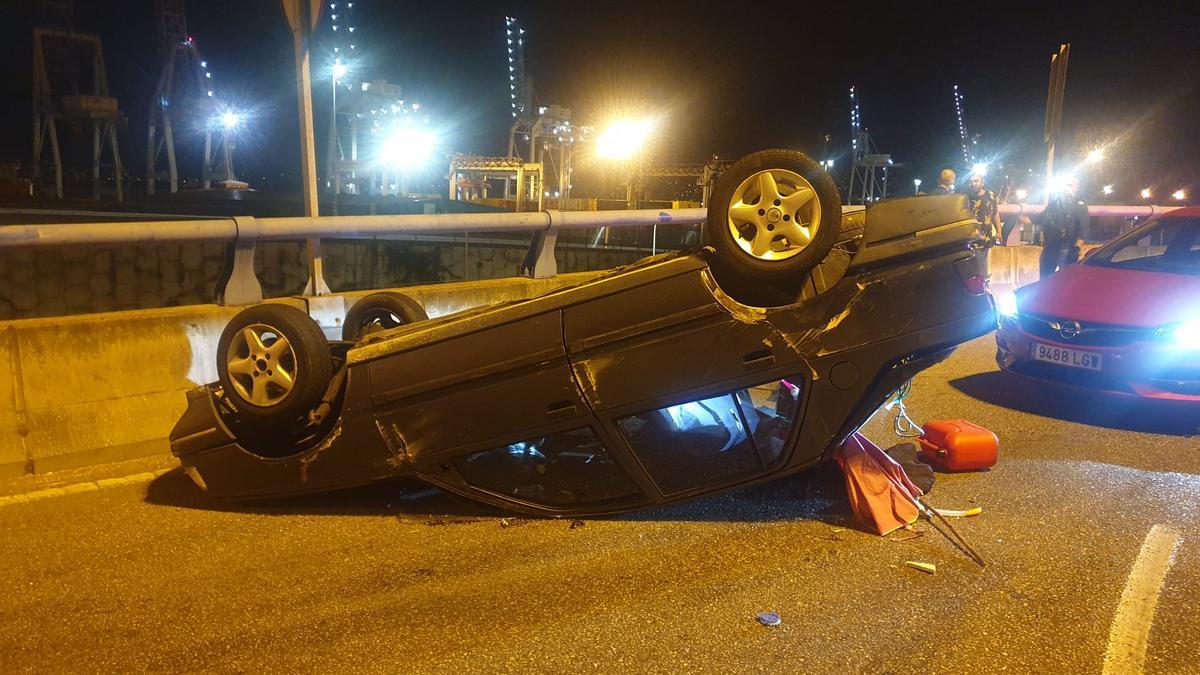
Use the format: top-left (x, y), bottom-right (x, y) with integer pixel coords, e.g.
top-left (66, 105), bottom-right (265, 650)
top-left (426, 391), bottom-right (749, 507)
top-left (1030, 177), bottom-right (1089, 278)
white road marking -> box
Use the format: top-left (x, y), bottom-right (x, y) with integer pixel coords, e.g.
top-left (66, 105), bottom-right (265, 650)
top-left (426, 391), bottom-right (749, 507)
top-left (1102, 524), bottom-right (1183, 675)
top-left (0, 469), bottom-right (172, 508)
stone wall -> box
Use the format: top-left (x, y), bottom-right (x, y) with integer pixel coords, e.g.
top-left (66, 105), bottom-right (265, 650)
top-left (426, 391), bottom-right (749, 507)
top-left (0, 238), bottom-right (648, 321)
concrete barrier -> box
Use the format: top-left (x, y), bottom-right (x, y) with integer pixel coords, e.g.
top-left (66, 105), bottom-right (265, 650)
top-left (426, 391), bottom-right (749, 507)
top-left (986, 245), bottom-right (1043, 289)
top-left (0, 272), bottom-right (600, 479)
top-left (985, 243), bottom-right (1100, 292)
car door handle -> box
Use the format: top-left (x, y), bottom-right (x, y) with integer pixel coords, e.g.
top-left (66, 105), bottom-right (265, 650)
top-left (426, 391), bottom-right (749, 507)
top-left (741, 349), bottom-right (775, 368)
top-left (545, 401), bottom-right (578, 418)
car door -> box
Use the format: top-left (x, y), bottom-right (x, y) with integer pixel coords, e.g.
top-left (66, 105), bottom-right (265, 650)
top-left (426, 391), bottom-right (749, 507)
top-left (562, 265), bottom-right (813, 498)
top-left (366, 303), bottom-right (645, 512)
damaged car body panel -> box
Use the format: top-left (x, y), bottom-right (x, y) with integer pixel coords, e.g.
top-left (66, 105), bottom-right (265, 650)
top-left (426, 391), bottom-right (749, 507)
top-left (170, 193), bottom-right (996, 515)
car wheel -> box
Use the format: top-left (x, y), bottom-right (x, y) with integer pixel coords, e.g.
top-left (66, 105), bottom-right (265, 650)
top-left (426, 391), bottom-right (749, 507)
top-left (216, 304), bottom-right (332, 423)
top-left (707, 149), bottom-right (842, 287)
top-left (342, 292), bottom-right (428, 341)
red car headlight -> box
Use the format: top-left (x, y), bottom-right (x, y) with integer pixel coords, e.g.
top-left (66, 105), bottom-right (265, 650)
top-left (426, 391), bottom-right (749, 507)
top-left (1165, 318), bottom-right (1200, 351)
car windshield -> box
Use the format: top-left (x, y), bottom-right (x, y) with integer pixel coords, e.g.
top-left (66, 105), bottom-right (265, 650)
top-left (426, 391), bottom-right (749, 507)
top-left (1086, 217), bottom-right (1200, 276)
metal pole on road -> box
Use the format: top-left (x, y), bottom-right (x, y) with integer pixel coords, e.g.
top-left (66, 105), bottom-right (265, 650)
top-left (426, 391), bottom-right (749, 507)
top-left (280, 0), bottom-right (331, 296)
top-left (1044, 43), bottom-right (1069, 189)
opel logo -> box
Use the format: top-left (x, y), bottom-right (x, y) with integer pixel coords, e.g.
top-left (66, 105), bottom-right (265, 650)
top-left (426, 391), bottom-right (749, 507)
top-left (1059, 321), bottom-right (1082, 340)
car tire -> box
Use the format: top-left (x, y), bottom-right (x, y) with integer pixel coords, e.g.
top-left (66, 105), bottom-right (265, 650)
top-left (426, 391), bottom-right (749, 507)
top-left (342, 292), bottom-right (428, 341)
top-left (216, 303), bottom-right (332, 423)
top-left (707, 149), bottom-right (842, 287)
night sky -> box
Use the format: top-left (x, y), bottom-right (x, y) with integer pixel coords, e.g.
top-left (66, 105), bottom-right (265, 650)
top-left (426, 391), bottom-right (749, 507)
top-left (2, 0), bottom-right (1197, 201)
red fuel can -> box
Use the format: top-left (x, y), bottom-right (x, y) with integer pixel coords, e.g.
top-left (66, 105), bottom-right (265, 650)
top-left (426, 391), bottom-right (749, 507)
top-left (918, 419), bottom-right (998, 471)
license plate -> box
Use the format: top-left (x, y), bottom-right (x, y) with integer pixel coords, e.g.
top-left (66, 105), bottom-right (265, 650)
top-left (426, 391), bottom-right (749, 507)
top-left (1030, 342), bottom-right (1103, 370)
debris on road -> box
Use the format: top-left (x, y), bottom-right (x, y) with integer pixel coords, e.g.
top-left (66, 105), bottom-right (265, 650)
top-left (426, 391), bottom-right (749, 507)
top-left (837, 432), bottom-right (988, 566)
top-left (835, 432), bottom-right (923, 535)
top-left (918, 419), bottom-right (999, 472)
top-left (932, 506), bottom-right (984, 518)
top-left (756, 611), bottom-right (782, 627)
top-left (906, 561), bottom-right (937, 575)
top-left (569, 519), bottom-right (585, 529)
top-left (886, 442), bottom-right (935, 494)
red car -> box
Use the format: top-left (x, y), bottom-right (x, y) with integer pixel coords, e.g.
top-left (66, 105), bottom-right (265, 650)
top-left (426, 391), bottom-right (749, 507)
top-left (995, 207), bottom-right (1200, 401)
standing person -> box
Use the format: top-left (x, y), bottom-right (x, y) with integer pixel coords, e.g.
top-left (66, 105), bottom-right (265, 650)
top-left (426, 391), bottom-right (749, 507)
top-left (1030, 177), bottom-right (1089, 278)
top-left (966, 173), bottom-right (1001, 243)
top-left (929, 168), bottom-right (956, 194)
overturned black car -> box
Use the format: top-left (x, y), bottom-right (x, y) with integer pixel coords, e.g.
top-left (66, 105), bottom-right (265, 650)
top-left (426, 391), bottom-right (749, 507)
top-left (170, 150), bottom-right (995, 515)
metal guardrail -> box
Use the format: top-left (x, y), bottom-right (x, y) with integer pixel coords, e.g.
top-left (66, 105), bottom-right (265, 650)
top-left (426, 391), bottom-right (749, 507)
top-left (997, 203), bottom-right (1182, 217)
top-left (0, 208), bottom-right (708, 305)
top-left (0, 202), bottom-right (1182, 306)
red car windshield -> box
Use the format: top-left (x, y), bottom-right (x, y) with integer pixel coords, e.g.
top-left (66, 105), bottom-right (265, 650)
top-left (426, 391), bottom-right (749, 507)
top-left (1086, 217), bottom-right (1200, 276)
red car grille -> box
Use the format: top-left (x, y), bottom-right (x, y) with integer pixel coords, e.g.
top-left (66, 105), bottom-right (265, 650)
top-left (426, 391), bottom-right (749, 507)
top-left (1018, 313), bottom-right (1152, 348)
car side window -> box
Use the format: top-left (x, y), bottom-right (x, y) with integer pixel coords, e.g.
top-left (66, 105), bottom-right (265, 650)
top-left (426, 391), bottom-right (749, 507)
top-left (1101, 219), bottom-right (1199, 273)
top-left (616, 377), bottom-right (802, 494)
top-left (454, 427), bottom-right (640, 507)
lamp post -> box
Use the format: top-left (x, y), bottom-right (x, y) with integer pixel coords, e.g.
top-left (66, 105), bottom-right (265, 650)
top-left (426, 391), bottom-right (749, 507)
top-left (218, 111), bottom-right (239, 183)
top-left (913, 178), bottom-right (922, 194)
top-left (280, 0), bottom-right (330, 296)
top-left (594, 116), bottom-right (658, 248)
top-left (595, 117), bottom-right (656, 209)
top-left (327, 61), bottom-right (349, 195)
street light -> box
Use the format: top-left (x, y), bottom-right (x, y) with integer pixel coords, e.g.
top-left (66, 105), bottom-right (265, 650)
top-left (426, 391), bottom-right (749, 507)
top-left (220, 110), bottom-right (240, 129)
top-left (332, 62), bottom-right (349, 80)
top-left (1085, 148), bottom-right (1105, 164)
top-left (1102, 184), bottom-right (1114, 195)
top-left (1173, 189), bottom-right (1187, 201)
top-left (971, 162), bottom-right (988, 177)
top-left (595, 118), bottom-right (656, 160)
top-left (1046, 172), bottom-right (1076, 194)
top-left (1141, 187), bottom-right (1152, 199)
top-left (913, 178), bottom-right (922, 194)
top-left (381, 126), bottom-right (438, 171)
top-left (1015, 188), bottom-right (1028, 201)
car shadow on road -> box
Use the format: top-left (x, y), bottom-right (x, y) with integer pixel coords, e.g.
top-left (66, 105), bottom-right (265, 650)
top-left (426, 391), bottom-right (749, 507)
top-left (622, 461), bottom-right (854, 526)
top-left (145, 461), bottom-right (860, 528)
top-left (950, 371), bottom-right (1198, 436)
top-left (145, 469), bottom-right (502, 521)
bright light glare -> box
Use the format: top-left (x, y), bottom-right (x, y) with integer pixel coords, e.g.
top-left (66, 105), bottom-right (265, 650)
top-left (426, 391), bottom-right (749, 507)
top-left (595, 118), bottom-right (656, 160)
top-left (971, 162), bottom-right (988, 177)
top-left (1141, 188), bottom-right (1152, 199)
top-left (220, 111), bottom-right (240, 129)
top-left (1085, 148), bottom-right (1105, 164)
top-left (1046, 173), bottom-right (1076, 193)
top-left (914, 178), bottom-right (922, 187)
top-left (1102, 184), bottom-right (1114, 195)
top-left (1015, 188), bottom-right (1028, 201)
top-left (1171, 318), bottom-right (1200, 349)
top-left (332, 62), bottom-right (349, 79)
top-left (994, 290), bottom-right (1019, 319)
top-left (381, 127), bottom-right (437, 170)
top-left (1173, 189), bottom-right (1187, 201)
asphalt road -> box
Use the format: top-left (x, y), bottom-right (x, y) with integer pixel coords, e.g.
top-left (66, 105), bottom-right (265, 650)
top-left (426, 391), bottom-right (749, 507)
top-left (1, 336), bottom-right (1197, 673)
